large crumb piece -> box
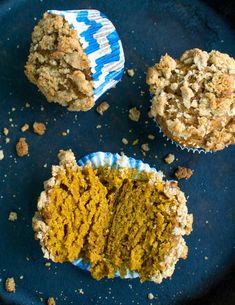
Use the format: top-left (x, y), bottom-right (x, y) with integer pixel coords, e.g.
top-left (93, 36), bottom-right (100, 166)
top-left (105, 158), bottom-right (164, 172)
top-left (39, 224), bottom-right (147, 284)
top-left (147, 49), bottom-right (235, 152)
top-left (129, 107), bottom-right (140, 122)
top-left (175, 167), bottom-right (193, 180)
top-left (127, 68), bottom-right (135, 77)
top-left (47, 297), bottom-right (56, 305)
top-left (96, 101), bottom-right (110, 115)
top-left (33, 122), bottom-right (46, 135)
top-left (8, 212), bottom-right (17, 221)
top-left (5, 278), bottom-right (16, 293)
top-left (21, 123), bottom-right (29, 132)
top-left (164, 154), bottom-right (175, 164)
top-left (16, 138), bottom-right (28, 157)
top-left (3, 128), bottom-right (9, 136)
top-left (0, 150), bottom-right (4, 160)
top-left (25, 13), bottom-right (94, 112)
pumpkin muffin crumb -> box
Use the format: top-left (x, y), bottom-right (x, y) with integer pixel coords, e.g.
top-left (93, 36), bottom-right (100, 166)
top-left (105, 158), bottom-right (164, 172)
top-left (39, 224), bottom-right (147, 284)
top-left (33, 150), bottom-right (193, 284)
top-left (5, 277), bottom-right (16, 293)
top-left (147, 293), bottom-right (154, 300)
top-left (8, 212), bottom-right (17, 221)
top-left (21, 123), bottom-right (29, 132)
top-left (5, 138), bottom-right (10, 144)
top-left (127, 68), bottom-right (135, 77)
top-left (129, 107), bottom-right (140, 122)
top-left (175, 167), bottom-right (193, 179)
top-left (96, 102), bottom-right (110, 115)
top-left (122, 138), bottom-right (128, 145)
top-left (33, 122), bottom-right (46, 135)
top-left (0, 150), bottom-right (4, 160)
top-left (141, 143), bottom-right (150, 152)
top-left (164, 154), bottom-right (175, 164)
top-left (47, 297), bottom-right (56, 305)
top-left (16, 138), bottom-right (28, 157)
top-left (3, 128), bottom-right (9, 136)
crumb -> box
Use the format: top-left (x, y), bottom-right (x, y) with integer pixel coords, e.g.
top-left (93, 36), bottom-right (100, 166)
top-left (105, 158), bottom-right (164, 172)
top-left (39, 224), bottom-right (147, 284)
top-left (5, 278), bottom-right (15, 293)
top-left (78, 289), bottom-right (84, 295)
top-left (45, 262), bottom-right (51, 267)
top-left (129, 107), bottom-right (140, 122)
top-left (16, 138), bottom-right (28, 157)
top-left (33, 122), bottom-right (46, 135)
top-left (25, 102), bottom-right (30, 108)
top-left (147, 293), bottom-right (154, 300)
top-left (61, 131), bottom-right (67, 136)
top-left (5, 137), bottom-right (10, 144)
top-left (141, 143), bottom-right (150, 152)
top-left (127, 68), bottom-right (135, 77)
top-left (3, 128), bottom-right (9, 136)
top-left (0, 150), bottom-right (4, 161)
top-left (41, 106), bottom-right (44, 111)
top-left (132, 139), bottom-right (139, 145)
top-left (175, 167), bottom-right (193, 179)
top-left (96, 101), bottom-right (110, 115)
top-left (8, 212), bottom-right (17, 221)
top-left (96, 124), bottom-right (102, 129)
top-left (147, 134), bottom-right (155, 140)
top-left (21, 123), bottom-right (29, 132)
top-left (47, 297), bottom-right (56, 305)
top-left (164, 154), bottom-right (175, 164)
top-left (204, 256), bottom-right (208, 260)
top-left (122, 138), bottom-right (128, 145)
top-left (19, 275), bottom-right (24, 280)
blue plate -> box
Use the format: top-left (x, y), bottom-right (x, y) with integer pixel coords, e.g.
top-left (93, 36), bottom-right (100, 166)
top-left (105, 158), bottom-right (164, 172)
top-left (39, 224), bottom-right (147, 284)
top-left (0, 1), bottom-right (234, 305)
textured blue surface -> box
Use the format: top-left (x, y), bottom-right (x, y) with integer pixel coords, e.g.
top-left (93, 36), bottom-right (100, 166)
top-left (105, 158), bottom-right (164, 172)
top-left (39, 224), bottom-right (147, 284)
top-left (0, 1), bottom-right (235, 305)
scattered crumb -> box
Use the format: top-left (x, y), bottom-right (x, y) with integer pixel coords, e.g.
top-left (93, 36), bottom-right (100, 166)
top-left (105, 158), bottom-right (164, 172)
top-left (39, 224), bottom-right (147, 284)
top-left (19, 275), bottom-right (24, 280)
top-left (147, 134), bottom-right (155, 140)
top-left (204, 256), bottom-right (209, 260)
top-left (47, 297), bottom-right (56, 305)
top-left (132, 139), bottom-right (139, 145)
top-left (129, 107), bottom-right (140, 122)
top-left (127, 68), bottom-right (135, 77)
top-left (0, 150), bottom-right (4, 160)
top-left (5, 137), bottom-right (10, 144)
top-left (3, 128), bottom-right (9, 136)
top-left (16, 138), bottom-right (28, 157)
top-left (21, 123), bottom-right (29, 132)
top-left (141, 143), bottom-right (150, 152)
top-left (96, 101), bottom-right (110, 115)
top-left (78, 289), bottom-right (84, 295)
top-left (8, 212), bottom-right (17, 221)
top-left (5, 278), bottom-right (15, 293)
top-left (175, 166), bottom-right (193, 180)
top-left (147, 293), bottom-right (154, 300)
top-left (122, 138), bottom-right (128, 145)
top-left (62, 131), bottom-right (67, 136)
top-left (33, 122), bottom-right (46, 135)
top-left (96, 124), bottom-right (102, 129)
top-left (25, 102), bottom-right (30, 108)
top-left (164, 154), bottom-right (175, 164)
top-left (45, 262), bottom-right (51, 267)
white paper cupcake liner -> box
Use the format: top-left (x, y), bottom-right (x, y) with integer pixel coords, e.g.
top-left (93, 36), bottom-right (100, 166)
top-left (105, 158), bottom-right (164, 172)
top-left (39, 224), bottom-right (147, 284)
top-left (73, 151), bottom-right (162, 279)
top-left (48, 10), bottom-right (125, 101)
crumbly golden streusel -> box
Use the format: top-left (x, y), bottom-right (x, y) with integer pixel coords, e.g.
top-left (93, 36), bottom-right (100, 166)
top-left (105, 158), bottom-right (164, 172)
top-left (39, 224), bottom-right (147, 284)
top-left (175, 167), bottom-right (193, 180)
top-left (16, 138), bottom-right (28, 157)
top-left (129, 107), bottom-right (140, 122)
top-left (96, 101), bottom-right (110, 115)
top-left (8, 212), bottom-right (17, 221)
top-left (5, 278), bottom-right (16, 293)
top-left (3, 128), bottom-right (9, 136)
top-left (147, 49), bottom-right (235, 152)
top-left (47, 297), bottom-right (56, 305)
top-left (25, 13), bottom-right (94, 111)
top-left (164, 154), bottom-right (175, 164)
top-left (33, 122), bottom-right (46, 135)
top-left (21, 123), bottom-right (29, 132)
top-left (33, 150), bottom-right (193, 284)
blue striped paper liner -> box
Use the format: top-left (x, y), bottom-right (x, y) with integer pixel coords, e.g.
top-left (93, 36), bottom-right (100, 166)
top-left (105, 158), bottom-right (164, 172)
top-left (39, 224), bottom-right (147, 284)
top-left (48, 10), bottom-right (125, 102)
top-left (73, 152), bottom-right (159, 279)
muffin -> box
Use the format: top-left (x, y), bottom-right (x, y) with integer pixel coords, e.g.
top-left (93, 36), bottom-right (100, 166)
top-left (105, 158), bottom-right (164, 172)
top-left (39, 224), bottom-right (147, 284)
top-left (25, 10), bottom-right (125, 111)
top-left (147, 48), bottom-right (235, 152)
top-left (32, 150), bottom-right (193, 283)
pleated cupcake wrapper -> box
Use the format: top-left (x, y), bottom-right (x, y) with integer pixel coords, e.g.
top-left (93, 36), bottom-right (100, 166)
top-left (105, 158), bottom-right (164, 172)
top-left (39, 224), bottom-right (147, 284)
top-left (153, 119), bottom-right (212, 154)
top-left (73, 151), bottom-right (159, 279)
top-left (48, 10), bottom-right (125, 101)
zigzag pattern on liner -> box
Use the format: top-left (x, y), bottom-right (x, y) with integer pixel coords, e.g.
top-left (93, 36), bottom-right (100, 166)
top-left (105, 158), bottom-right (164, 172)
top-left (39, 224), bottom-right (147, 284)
top-left (48, 10), bottom-right (125, 101)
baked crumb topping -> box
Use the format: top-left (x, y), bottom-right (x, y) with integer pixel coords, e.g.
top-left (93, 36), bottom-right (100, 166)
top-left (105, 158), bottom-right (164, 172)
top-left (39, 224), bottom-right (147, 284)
top-left (164, 154), bottom-right (175, 164)
top-left (25, 13), bottom-right (94, 112)
top-left (47, 297), bottom-right (56, 305)
top-left (8, 212), bottom-right (17, 221)
top-left (33, 122), bottom-right (46, 135)
top-left (129, 107), bottom-right (140, 122)
top-left (175, 167), bottom-right (193, 180)
top-left (5, 278), bottom-right (16, 293)
top-left (96, 101), bottom-right (110, 115)
top-left (33, 150), bottom-right (193, 284)
top-left (16, 138), bottom-right (28, 157)
top-left (147, 49), bottom-right (235, 151)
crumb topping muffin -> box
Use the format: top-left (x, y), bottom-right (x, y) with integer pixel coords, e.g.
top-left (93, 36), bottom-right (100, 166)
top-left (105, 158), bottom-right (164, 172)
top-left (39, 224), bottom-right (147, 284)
top-left (147, 49), bottom-right (235, 151)
top-left (25, 13), bottom-right (94, 111)
top-left (33, 150), bottom-right (193, 283)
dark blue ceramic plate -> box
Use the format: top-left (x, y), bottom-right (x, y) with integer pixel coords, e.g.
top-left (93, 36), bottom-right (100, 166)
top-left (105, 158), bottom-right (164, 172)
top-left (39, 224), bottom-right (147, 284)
top-left (0, 1), bottom-right (235, 304)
